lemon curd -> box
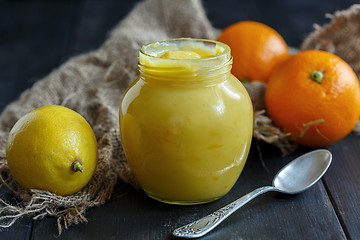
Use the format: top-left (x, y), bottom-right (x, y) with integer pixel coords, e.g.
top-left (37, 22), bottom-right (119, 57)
top-left (120, 38), bottom-right (253, 204)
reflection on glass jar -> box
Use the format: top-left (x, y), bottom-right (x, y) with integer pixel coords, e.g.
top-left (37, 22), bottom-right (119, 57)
top-left (120, 38), bottom-right (253, 205)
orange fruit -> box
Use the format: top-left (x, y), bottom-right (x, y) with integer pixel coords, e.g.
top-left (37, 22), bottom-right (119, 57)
top-left (217, 21), bottom-right (289, 83)
top-left (265, 50), bottom-right (360, 147)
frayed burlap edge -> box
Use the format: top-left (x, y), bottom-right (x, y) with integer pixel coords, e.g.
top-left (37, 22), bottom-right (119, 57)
top-left (242, 81), bottom-right (297, 155)
top-left (0, 128), bottom-right (133, 235)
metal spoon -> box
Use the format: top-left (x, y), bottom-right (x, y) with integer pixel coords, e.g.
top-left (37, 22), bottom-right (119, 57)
top-left (173, 149), bottom-right (332, 238)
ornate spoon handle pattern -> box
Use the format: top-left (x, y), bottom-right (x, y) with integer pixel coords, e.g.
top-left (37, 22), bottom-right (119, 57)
top-left (173, 186), bottom-right (277, 238)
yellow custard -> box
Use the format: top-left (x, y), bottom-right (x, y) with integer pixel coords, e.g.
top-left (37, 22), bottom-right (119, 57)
top-left (160, 50), bottom-right (202, 59)
top-left (120, 38), bottom-right (253, 204)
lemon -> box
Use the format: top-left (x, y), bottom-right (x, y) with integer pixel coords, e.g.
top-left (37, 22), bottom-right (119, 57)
top-left (6, 105), bottom-right (98, 196)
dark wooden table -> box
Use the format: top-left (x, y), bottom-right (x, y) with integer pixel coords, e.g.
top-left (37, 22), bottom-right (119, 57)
top-left (1, 0), bottom-right (359, 239)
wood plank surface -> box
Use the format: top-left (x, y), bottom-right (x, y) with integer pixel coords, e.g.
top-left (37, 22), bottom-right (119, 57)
top-left (0, 1), bottom-right (359, 239)
top-left (324, 134), bottom-right (360, 240)
top-left (31, 143), bottom-right (347, 240)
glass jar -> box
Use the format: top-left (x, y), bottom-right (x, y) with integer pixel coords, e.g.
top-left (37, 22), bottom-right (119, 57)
top-left (120, 38), bottom-right (253, 205)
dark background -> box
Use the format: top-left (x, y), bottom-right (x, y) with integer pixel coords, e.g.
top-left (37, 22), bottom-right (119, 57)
top-left (0, 0), bottom-right (359, 239)
top-left (1, 0), bottom-right (358, 112)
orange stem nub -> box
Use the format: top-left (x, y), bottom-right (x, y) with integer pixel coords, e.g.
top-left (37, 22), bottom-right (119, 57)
top-left (309, 70), bottom-right (324, 84)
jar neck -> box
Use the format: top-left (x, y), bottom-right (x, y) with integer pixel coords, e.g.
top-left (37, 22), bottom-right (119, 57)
top-left (138, 38), bottom-right (233, 86)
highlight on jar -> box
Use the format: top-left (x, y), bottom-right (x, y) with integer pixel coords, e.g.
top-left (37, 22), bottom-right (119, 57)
top-left (119, 38), bottom-right (253, 205)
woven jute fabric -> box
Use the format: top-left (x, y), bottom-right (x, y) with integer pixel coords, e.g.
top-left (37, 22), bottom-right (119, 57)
top-left (301, 4), bottom-right (360, 76)
top-left (0, 0), bottom-right (359, 233)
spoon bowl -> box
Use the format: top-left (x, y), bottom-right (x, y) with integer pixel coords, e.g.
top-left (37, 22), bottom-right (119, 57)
top-left (173, 149), bottom-right (332, 238)
top-left (273, 149), bottom-right (332, 194)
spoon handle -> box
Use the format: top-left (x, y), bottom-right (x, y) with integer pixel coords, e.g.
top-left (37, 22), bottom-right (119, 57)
top-left (173, 186), bottom-right (277, 238)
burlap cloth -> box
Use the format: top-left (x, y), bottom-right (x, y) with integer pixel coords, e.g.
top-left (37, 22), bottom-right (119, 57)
top-left (0, 0), bottom-right (359, 233)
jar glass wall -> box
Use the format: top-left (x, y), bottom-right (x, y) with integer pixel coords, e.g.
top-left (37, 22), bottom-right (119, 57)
top-left (120, 38), bottom-right (253, 205)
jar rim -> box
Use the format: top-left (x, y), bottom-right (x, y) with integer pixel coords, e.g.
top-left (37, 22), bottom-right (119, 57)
top-left (138, 38), bottom-right (232, 84)
top-left (139, 38), bottom-right (231, 62)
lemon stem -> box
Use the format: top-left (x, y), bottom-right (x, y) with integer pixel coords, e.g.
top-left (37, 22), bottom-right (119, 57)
top-left (309, 70), bottom-right (324, 84)
top-left (72, 160), bottom-right (84, 173)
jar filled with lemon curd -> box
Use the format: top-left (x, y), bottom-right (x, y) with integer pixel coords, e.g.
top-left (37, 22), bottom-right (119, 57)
top-left (120, 38), bottom-right (253, 205)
